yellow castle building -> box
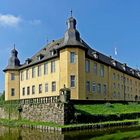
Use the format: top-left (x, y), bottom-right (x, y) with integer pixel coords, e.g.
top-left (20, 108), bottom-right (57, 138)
top-left (3, 16), bottom-right (140, 101)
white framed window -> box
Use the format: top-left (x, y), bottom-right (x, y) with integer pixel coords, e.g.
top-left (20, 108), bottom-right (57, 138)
top-left (117, 74), bottom-right (120, 81)
top-left (70, 75), bottom-right (75, 87)
top-left (38, 65), bottom-right (41, 77)
top-left (32, 85), bottom-right (35, 94)
top-left (113, 73), bottom-right (116, 80)
top-left (113, 91), bottom-right (116, 97)
top-left (39, 84), bottom-right (42, 93)
top-left (51, 61), bottom-right (55, 73)
top-left (86, 81), bottom-right (90, 92)
top-left (11, 73), bottom-right (15, 80)
top-left (44, 62), bottom-right (48, 75)
top-left (22, 87), bottom-right (25, 96)
top-left (52, 82), bottom-right (56, 92)
top-left (92, 82), bottom-right (96, 93)
top-left (11, 88), bottom-right (15, 96)
top-left (100, 65), bottom-right (104, 77)
top-left (97, 84), bottom-right (101, 94)
top-left (27, 86), bottom-right (30, 95)
top-left (26, 69), bottom-right (29, 80)
top-left (21, 71), bottom-right (24, 81)
top-left (32, 67), bottom-right (35, 78)
top-left (93, 63), bottom-right (97, 75)
top-left (103, 84), bottom-right (107, 95)
top-left (45, 83), bottom-right (48, 92)
top-left (85, 60), bottom-right (90, 72)
top-left (70, 52), bottom-right (75, 63)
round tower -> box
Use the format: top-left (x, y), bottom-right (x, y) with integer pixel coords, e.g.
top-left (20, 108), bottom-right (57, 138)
top-left (3, 47), bottom-right (20, 101)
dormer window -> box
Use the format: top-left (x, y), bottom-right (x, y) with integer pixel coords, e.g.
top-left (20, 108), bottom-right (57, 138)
top-left (122, 64), bottom-right (126, 71)
top-left (25, 58), bottom-right (31, 65)
top-left (92, 51), bottom-right (98, 59)
top-left (130, 69), bottom-right (134, 75)
top-left (50, 49), bottom-right (56, 56)
top-left (37, 54), bottom-right (44, 60)
top-left (136, 71), bottom-right (140, 77)
top-left (111, 60), bottom-right (116, 67)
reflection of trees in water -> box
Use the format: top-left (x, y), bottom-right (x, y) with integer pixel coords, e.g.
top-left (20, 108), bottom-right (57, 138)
top-left (0, 126), bottom-right (64, 140)
top-left (1, 125), bottom-right (140, 140)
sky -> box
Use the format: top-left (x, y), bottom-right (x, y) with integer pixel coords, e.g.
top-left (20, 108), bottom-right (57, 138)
top-left (1, 0), bottom-right (140, 92)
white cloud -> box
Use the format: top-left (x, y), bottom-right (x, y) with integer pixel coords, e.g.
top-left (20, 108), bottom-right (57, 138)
top-left (0, 14), bottom-right (21, 27)
top-left (29, 19), bottom-right (41, 25)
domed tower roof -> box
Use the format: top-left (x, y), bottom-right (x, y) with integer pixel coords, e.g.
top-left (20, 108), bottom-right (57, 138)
top-left (63, 14), bottom-right (83, 46)
top-left (4, 46), bottom-right (20, 71)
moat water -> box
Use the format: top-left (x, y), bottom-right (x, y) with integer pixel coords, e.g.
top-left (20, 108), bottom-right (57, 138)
top-left (0, 125), bottom-right (140, 140)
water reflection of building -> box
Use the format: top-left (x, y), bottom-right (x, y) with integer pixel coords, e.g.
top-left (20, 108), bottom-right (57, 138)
top-left (4, 15), bottom-right (140, 102)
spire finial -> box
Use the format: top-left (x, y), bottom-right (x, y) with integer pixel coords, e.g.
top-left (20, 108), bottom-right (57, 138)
top-left (14, 43), bottom-right (15, 49)
top-left (70, 9), bottom-right (73, 17)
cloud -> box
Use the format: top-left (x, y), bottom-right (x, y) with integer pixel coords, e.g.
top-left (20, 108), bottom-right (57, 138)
top-left (29, 19), bottom-right (41, 25)
top-left (0, 14), bottom-right (22, 27)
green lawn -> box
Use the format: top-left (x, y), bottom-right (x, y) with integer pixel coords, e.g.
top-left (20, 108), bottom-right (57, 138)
top-left (75, 103), bottom-right (140, 115)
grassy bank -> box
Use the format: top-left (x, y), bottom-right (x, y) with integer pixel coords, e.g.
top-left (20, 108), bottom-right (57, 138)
top-left (75, 103), bottom-right (140, 115)
top-left (0, 118), bottom-right (138, 129)
top-left (93, 130), bottom-right (140, 140)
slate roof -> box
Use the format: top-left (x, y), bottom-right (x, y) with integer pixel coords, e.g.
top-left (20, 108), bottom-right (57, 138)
top-left (4, 16), bottom-right (140, 80)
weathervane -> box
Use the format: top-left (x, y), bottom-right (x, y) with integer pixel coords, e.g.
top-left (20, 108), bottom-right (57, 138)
top-left (70, 9), bottom-right (73, 17)
top-left (14, 43), bottom-right (15, 49)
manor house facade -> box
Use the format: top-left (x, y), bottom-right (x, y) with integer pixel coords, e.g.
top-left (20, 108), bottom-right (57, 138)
top-left (4, 16), bottom-right (140, 101)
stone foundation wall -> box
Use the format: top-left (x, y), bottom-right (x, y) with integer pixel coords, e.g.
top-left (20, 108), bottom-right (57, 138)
top-left (21, 102), bottom-right (65, 125)
top-left (0, 106), bottom-right (18, 120)
top-left (0, 91), bottom-right (75, 125)
top-left (20, 101), bottom-right (75, 125)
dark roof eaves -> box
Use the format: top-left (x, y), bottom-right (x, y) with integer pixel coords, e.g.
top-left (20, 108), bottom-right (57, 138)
top-left (86, 51), bottom-right (140, 80)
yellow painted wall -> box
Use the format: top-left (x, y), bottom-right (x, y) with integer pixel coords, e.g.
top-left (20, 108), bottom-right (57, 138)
top-left (4, 47), bottom-right (140, 101)
top-left (20, 58), bottom-right (60, 99)
top-left (59, 48), bottom-right (85, 99)
top-left (5, 71), bottom-right (20, 101)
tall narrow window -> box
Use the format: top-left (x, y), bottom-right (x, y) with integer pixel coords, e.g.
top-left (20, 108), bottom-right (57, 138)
top-left (52, 82), bottom-right (56, 92)
top-left (70, 52), bottom-right (75, 63)
top-left (70, 75), bottom-right (75, 87)
top-left (27, 87), bottom-right (30, 95)
top-left (22, 87), bottom-right (25, 96)
top-left (100, 65), bottom-right (104, 77)
top-left (93, 63), bottom-right (97, 75)
top-left (92, 82), bottom-right (96, 93)
top-left (97, 84), bottom-right (101, 94)
top-left (51, 61), bottom-right (55, 73)
top-left (26, 69), bottom-right (29, 80)
top-left (21, 71), bottom-right (24, 81)
top-left (113, 73), bottom-right (116, 80)
top-left (32, 67), bottom-right (35, 78)
top-left (45, 83), bottom-right (48, 92)
top-left (44, 62), bottom-right (48, 75)
top-left (39, 84), bottom-right (42, 93)
top-left (32, 85), bottom-right (35, 94)
top-left (103, 84), bottom-right (107, 95)
top-left (11, 88), bottom-right (15, 96)
top-left (86, 81), bottom-right (90, 92)
top-left (11, 73), bottom-right (15, 80)
top-left (38, 65), bottom-right (41, 76)
top-left (85, 60), bottom-right (90, 72)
